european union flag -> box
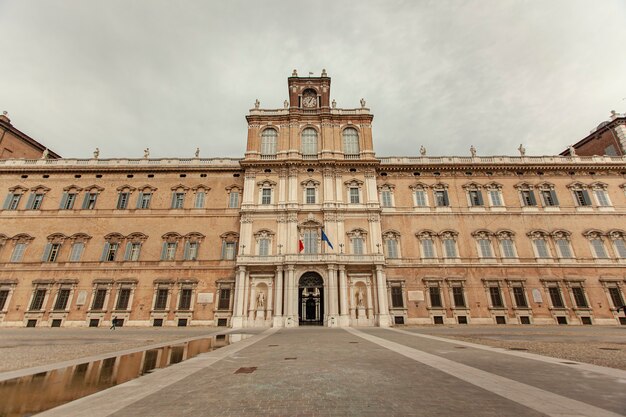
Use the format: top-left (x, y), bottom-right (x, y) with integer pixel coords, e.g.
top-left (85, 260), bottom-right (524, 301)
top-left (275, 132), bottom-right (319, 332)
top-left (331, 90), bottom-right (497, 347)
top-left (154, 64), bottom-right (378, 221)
top-left (321, 229), bottom-right (334, 250)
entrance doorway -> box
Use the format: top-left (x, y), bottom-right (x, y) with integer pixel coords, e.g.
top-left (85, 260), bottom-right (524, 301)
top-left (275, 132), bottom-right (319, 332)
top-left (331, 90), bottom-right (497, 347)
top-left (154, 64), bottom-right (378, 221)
top-left (298, 272), bottom-right (324, 325)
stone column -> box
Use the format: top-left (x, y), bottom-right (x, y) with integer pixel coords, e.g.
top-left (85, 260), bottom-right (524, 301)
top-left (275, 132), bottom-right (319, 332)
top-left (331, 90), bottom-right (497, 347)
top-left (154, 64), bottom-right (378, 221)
top-left (285, 265), bottom-right (297, 327)
top-left (231, 266), bottom-right (246, 328)
top-left (273, 266), bottom-right (284, 326)
top-left (375, 265), bottom-right (391, 327)
top-left (327, 265), bottom-right (338, 327)
top-left (266, 282), bottom-right (273, 322)
top-left (338, 266), bottom-right (349, 326)
top-left (248, 282), bottom-right (257, 321)
top-left (366, 280), bottom-right (374, 322)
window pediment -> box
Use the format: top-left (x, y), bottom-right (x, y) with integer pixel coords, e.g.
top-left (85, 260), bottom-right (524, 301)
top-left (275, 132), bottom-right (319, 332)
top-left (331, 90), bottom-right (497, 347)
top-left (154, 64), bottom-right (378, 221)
top-left (127, 232), bottom-right (148, 242)
top-left (551, 229), bottom-right (571, 239)
top-left (162, 232), bottom-right (182, 242)
top-left (495, 229), bottom-right (515, 239)
top-left (225, 184), bottom-right (241, 192)
top-left (471, 230), bottom-right (493, 238)
top-left (583, 229), bottom-right (605, 239)
top-left (484, 182), bottom-right (503, 190)
top-left (344, 178), bottom-right (363, 187)
top-left (527, 230), bottom-right (549, 239)
top-left (257, 179), bottom-right (277, 187)
top-left (8, 185), bottom-right (28, 193)
top-left (347, 228), bottom-right (368, 238)
top-left (608, 229), bottom-right (626, 239)
top-left (409, 182), bottom-right (429, 190)
top-left (383, 230), bottom-right (401, 240)
top-left (69, 233), bottom-right (92, 242)
top-left (462, 182), bottom-right (482, 190)
top-left (84, 184), bottom-right (105, 192)
top-left (30, 185), bottom-right (50, 192)
top-left (46, 233), bottom-right (68, 243)
top-left (514, 181), bottom-right (534, 189)
top-left (439, 230), bottom-right (458, 239)
top-left (11, 233), bottom-right (34, 242)
top-left (220, 232), bottom-right (239, 242)
top-left (184, 232), bottom-right (205, 241)
top-left (416, 229), bottom-right (437, 239)
top-left (431, 182), bottom-right (448, 190)
top-left (138, 184), bottom-right (158, 192)
top-left (192, 184), bottom-right (211, 192)
top-left (377, 183), bottom-right (396, 191)
top-left (589, 181), bottom-right (608, 190)
top-left (170, 184), bottom-right (189, 192)
top-left (104, 232), bottom-right (125, 242)
top-left (62, 184), bottom-right (83, 192)
top-left (116, 184), bottom-right (136, 192)
top-left (566, 181), bottom-right (587, 190)
top-left (300, 179), bottom-right (320, 187)
top-left (537, 182), bottom-right (555, 190)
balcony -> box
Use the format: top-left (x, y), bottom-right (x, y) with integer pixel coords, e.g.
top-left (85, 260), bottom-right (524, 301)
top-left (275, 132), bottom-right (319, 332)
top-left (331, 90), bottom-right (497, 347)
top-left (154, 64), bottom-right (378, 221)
top-left (344, 154), bottom-right (360, 160)
top-left (236, 253), bottom-right (385, 265)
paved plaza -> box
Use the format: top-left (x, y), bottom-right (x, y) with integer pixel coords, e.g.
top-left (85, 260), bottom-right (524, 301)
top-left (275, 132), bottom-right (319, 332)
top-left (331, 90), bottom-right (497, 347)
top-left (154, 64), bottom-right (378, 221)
top-left (9, 326), bottom-right (621, 417)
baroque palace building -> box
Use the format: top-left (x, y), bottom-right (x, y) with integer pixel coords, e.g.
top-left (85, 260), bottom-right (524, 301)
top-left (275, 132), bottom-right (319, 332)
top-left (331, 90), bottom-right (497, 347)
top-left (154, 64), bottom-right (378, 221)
top-left (1, 71), bottom-right (626, 329)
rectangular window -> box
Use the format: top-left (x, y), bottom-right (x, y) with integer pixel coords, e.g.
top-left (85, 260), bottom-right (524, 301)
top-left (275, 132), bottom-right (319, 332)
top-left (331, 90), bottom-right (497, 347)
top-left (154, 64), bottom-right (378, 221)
top-left (171, 192), bottom-right (185, 209)
top-left (228, 192), bottom-right (239, 208)
top-left (434, 190), bottom-right (449, 207)
top-left (478, 239), bottom-right (493, 258)
top-left (83, 193), bottom-right (98, 209)
top-left (218, 288), bottom-right (231, 310)
top-left (591, 239), bottom-right (608, 258)
top-left (0, 290), bottom-right (9, 311)
top-left (304, 230), bottom-right (317, 254)
top-left (386, 239), bottom-right (398, 259)
top-left (258, 239), bottom-right (269, 256)
top-left (452, 286), bottom-right (465, 307)
top-left (468, 190), bottom-right (483, 206)
top-left (154, 289), bottom-right (169, 310)
top-left (521, 190), bottom-right (537, 206)
top-left (429, 286), bottom-right (442, 308)
top-left (614, 239), bottom-right (626, 258)
top-left (116, 288), bottom-right (131, 310)
top-left (194, 191), bottom-right (205, 208)
top-left (391, 286), bottom-right (404, 308)
top-left (30, 289), bottom-right (47, 310)
top-left (261, 188), bottom-right (272, 205)
top-left (3, 193), bottom-right (22, 210)
top-left (381, 190), bottom-right (392, 207)
top-left (137, 192), bottom-right (152, 209)
top-left (608, 287), bottom-right (624, 309)
top-left (10, 243), bottom-right (26, 262)
top-left (548, 286), bottom-right (564, 308)
top-left (223, 242), bottom-right (236, 260)
top-left (27, 193), bottom-right (44, 210)
top-left (353, 238), bottom-right (364, 255)
top-left (500, 239), bottom-right (516, 258)
top-left (184, 242), bottom-right (198, 260)
top-left (489, 190), bottom-right (503, 206)
top-left (91, 288), bottom-right (107, 310)
top-left (54, 289), bottom-right (71, 310)
top-left (534, 239), bottom-right (550, 258)
top-left (179, 288), bottom-right (192, 310)
top-left (443, 239), bottom-right (457, 258)
top-left (556, 239), bottom-right (573, 258)
top-left (422, 239), bottom-right (435, 258)
top-left (305, 188), bottom-right (316, 204)
top-left (572, 287), bottom-right (588, 308)
top-left (574, 190), bottom-right (592, 206)
top-left (125, 242), bottom-right (141, 261)
top-left (162, 242), bottom-right (177, 260)
top-left (60, 193), bottom-right (77, 210)
top-left (541, 190), bottom-right (559, 207)
top-left (102, 242), bottom-right (119, 262)
top-left (489, 286), bottom-right (504, 308)
top-left (594, 190), bottom-right (610, 207)
top-left (349, 187), bottom-right (360, 204)
top-left (116, 192), bottom-right (129, 209)
top-left (43, 243), bottom-right (61, 262)
top-left (415, 190), bottom-right (427, 207)
top-left (513, 287), bottom-right (528, 308)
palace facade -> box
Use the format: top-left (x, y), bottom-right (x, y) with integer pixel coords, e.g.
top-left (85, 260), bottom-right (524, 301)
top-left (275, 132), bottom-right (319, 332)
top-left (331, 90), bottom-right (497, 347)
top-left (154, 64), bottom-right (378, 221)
top-left (1, 71), bottom-right (625, 329)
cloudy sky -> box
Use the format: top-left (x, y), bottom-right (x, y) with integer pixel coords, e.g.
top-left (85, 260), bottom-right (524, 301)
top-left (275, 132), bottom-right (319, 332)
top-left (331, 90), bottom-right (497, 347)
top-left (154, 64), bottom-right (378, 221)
top-left (1, 1), bottom-right (625, 159)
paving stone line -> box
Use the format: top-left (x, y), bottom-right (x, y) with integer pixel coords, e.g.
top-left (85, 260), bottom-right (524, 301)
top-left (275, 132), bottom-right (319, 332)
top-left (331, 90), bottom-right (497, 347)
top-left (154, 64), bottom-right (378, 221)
top-left (389, 327), bottom-right (626, 379)
top-left (37, 328), bottom-right (278, 417)
top-left (346, 328), bottom-right (625, 417)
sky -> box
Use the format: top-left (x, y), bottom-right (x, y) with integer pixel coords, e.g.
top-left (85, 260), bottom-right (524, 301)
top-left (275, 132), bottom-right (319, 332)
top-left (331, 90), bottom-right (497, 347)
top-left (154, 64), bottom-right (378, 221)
top-left (1, 1), bottom-right (625, 159)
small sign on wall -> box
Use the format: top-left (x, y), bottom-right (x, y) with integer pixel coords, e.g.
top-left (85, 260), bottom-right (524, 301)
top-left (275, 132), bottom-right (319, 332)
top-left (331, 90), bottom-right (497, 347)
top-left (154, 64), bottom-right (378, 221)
top-left (76, 291), bottom-right (88, 306)
top-left (532, 288), bottom-right (543, 303)
top-left (197, 292), bottom-right (214, 304)
top-left (408, 291), bottom-right (424, 301)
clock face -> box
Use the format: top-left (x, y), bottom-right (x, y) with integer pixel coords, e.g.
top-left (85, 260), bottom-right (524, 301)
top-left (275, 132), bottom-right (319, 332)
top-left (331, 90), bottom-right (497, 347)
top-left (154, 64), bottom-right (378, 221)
top-left (303, 93), bottom-right (317, 108)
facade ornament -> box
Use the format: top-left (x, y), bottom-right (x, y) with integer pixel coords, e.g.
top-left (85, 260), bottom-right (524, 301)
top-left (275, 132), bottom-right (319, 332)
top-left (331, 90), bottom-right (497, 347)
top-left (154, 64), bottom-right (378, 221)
top-left (420, 145), bottom-right (426, 156)
top-left (287, 213), bottom-right (298, 223)
top-left (321, 69), bottom-right (327, 77)
top-left (41, 148), bottom-right (49, 159)
top-left (254, 99), bottom-right (260, 109)
top-left (143, 148), bottom-right (150, 158)
top-left (610, 110), bottom-right (617, 119)
top-left (470, 145), bottom-right (477, 157)
top-left (292, 69), bottom-right (298, 77)
top-left (93, 148), bottom-right (100, 159)
top-left (518, 144), bottom-right (526, 156)
top-left (360, 98), bottom-right (366, 108)
top-left (195, 147), bottom-right (200, 158)
top-left (284, 100), bottom-right (289, 109)
top-left (568, 145), bottom-right (577, 156)
top-left (332, 99), bottom-right (336, 108)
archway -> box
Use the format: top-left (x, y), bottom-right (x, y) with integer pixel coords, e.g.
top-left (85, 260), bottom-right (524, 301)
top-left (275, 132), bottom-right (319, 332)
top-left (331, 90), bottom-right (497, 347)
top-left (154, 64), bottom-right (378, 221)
top-left (298, 272), bottom-right (324, 325)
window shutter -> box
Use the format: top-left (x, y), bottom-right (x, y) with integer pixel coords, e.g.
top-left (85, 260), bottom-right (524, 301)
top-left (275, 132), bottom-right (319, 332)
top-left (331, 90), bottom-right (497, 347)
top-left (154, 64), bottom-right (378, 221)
top-left (476, 191), bottom-right (484, 206)
top-left (41, 243), bottom-right (52, 262)
top-left (25, 193), bottom-right (35, 210)
top-left (442, 190), bottom-right (449, 206)
top-left (160, 242), bottom-right (168, 260)
top-left (136, 192), bottom-right (143, 209)
top-left (100, 242), bottom-right (110, 261)
top-left (183, 241), bottom-right (191, 260)
top-left (528, 190), bottom-right (537, 206)
top-left (170, 192), bottom-right (177, 208)
top-left (2, 194), bottom-right (12, 210)
top-left (549, 190), bottom-right (559, 206)
top-left (582, 190), bottom-right (592, 206)
top-left (221, 241), bottom-right (226, 259)
top-left (59, 192), bottom-right (69, 209)
top-left (124, 242), bottom-right (132, 261)
top-left (82, 193), bottom-right (90, 209)
top-left (195, 192), bottom-right (205, 208)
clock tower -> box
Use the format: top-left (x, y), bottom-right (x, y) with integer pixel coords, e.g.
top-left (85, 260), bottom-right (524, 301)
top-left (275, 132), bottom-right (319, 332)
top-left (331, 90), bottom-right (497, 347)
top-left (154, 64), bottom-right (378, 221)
top-left (288, 69), bottom-right (331, 108)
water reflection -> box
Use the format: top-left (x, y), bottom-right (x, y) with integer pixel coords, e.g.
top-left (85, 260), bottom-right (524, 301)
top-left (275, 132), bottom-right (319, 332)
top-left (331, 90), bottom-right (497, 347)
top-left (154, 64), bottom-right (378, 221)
top-left (0, 333), bottom-right (249, 417)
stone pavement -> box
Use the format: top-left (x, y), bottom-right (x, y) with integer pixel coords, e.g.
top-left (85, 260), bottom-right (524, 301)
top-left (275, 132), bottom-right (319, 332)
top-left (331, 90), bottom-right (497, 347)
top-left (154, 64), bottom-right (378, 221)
top-left (39, 327), bottom-right (626, 417)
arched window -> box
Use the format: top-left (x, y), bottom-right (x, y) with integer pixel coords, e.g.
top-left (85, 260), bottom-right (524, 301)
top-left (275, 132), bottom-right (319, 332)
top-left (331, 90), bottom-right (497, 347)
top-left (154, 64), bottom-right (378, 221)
top-left (260, 128), bottom-right (278, 157)
top-left (342, 128), bottom-right (360, 156)
top-left (301, 128), bottom-right (318, 157)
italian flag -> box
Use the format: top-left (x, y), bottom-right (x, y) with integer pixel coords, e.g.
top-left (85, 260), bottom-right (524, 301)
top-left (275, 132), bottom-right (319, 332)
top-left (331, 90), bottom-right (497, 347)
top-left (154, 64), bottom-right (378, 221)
top-left (298, 239), bottom-right (304, 253)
